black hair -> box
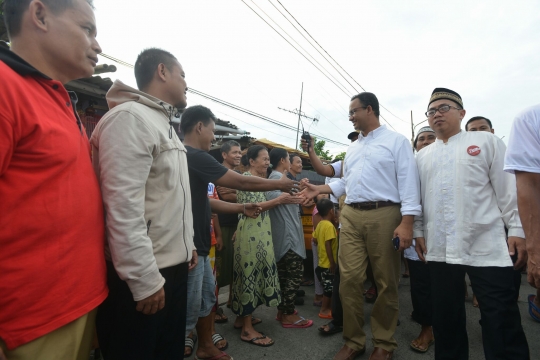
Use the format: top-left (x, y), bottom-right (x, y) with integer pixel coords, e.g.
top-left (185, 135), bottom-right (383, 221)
top-left (240, 154), bottom-right (249, 167)
top-left (134, 48), bottom-right (178, 91)
top-left (221, 140), bottom-right (241, 155)
top-left (3, 0), bottom-right (94, 39)
top-left (350, 92), bottom-right (380, 117)
top-left (180, 105), bottom-right (216, 135)
top-left (289, 153), bottom-right (301, 164)
top-left (465, 116), bottom-right (492, 131)
top-left (267, 148), bottom-right (288, 178)
top-left (316, 198), bottom-right (334, 217)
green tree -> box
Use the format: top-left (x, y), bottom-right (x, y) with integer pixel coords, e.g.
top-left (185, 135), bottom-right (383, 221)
top-left (333, 152), bottom-right (346, 161)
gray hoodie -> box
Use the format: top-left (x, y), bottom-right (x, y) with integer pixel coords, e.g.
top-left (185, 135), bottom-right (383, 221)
top-left (91, 80), bottom-right (195, 301)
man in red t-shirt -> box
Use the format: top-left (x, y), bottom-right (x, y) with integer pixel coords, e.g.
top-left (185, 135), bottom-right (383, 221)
top-left (0, 1), bottom-right (107, 359)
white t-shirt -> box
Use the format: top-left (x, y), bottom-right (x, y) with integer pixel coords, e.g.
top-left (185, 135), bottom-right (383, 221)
top-left (504, 103), bottom-right (540, 174)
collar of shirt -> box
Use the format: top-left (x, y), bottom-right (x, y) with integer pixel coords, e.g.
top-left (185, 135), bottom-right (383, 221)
top-left (0, 46), bottom-right (50, 78)
top-left (434, 130), bottom-right (463, 145)
top-left (359, 125), bottom-right (387, 140)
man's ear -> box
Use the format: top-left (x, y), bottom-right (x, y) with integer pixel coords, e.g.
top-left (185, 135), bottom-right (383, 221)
top-left (156, 63), bottom-right (167, 82)
top-left (29, 1), bottom-right (50, 32)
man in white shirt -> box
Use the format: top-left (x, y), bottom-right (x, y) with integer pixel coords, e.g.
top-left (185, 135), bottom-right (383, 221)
top-left (504, 103), bottom-right (540, 321)
top-left (415, 88), bottom-right (529, 360)
top-left (302, 92), bottom-right (421, 360)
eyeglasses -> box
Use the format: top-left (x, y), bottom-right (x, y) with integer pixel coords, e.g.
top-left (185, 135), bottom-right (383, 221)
top-left (425, 104), bottom-right (462, 118)
top-left (348, 106), bottom-right (368, 117)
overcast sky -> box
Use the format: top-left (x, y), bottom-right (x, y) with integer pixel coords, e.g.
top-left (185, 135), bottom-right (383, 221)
top-left (93, 0), bottom-right (540, 156)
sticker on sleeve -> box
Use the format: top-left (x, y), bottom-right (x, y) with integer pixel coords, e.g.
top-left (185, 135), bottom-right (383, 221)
top-left (467, 145), bottom-right (481, 156)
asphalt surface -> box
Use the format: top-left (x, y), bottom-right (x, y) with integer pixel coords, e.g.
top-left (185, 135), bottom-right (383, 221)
top-left (208, 267), bottom-right (539, 360)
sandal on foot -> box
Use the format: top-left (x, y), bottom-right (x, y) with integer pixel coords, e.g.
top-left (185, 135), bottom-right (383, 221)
top-left (282, 316), bottom-right (313, 328)
top-left (318, 312), bottom-right (332, 319)
top-left (184, 334), bottom-right (198, 358)
top-left (240, 332), bottom-right (275, 347)
top-left (233, 317), bottom-right (262, 329)
top-left (318, 321), bottom-right (342, 335)
top-left (528, 294), bottom-right (540, 322)
top-left (212, 333), bottom-right (228, 351)
top-left (214, 307), bottom-right (228, 323)
top-left (194, 351), bottom-right (233, 360)
top-left (410, 339), bottom-right (434, 353)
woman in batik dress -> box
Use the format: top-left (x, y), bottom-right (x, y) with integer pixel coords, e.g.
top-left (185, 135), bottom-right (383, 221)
top-left (231, 145), bottom-right (302, 347)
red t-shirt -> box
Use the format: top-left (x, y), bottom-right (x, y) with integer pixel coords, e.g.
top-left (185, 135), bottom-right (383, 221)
top-left (0, 50), bottom-right (108, 349)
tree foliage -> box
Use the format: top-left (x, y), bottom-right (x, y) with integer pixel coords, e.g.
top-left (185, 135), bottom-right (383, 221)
top-left (300, 137), bottom-right (332, 160)
top-left (333, 152), bottom-right (346, 161)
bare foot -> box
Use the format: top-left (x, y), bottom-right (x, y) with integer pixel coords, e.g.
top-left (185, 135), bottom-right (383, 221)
top-left (240, 330), bottom-right (273, 346)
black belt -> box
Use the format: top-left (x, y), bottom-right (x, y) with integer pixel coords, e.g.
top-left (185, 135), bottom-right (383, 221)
top-left (347, 201), bottom-right (399, 210)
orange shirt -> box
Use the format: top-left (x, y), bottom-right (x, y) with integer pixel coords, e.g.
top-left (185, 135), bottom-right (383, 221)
top-left (0, 49), bottom-right (107, 349)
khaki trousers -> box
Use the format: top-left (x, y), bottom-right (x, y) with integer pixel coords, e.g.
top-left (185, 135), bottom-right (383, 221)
top-left (339, 204), bottom-right (401, 352)
top-left (0, 309), bottom-right (96, 360)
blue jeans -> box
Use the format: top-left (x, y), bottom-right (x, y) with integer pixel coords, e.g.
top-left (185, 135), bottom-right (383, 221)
top-left (185, 255), bottom-right (216, 338)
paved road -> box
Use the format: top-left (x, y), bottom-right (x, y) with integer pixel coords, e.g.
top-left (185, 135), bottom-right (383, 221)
top-left (210, 270), bottom-right (539, 360)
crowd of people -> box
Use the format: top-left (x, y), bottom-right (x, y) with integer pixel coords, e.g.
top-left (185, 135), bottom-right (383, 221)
top-left (1, 1), bottom-right (540, 360)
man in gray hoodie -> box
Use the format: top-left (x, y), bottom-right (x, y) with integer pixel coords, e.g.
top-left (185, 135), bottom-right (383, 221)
top-left (91, 48), bottom-right (197, 360)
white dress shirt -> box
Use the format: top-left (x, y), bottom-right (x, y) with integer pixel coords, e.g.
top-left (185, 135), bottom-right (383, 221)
top-left (413, 131), bottom-right (524, 267)
top-left (504, 103), bottom-right (540, 174)
top-left (328, 125), bottom-right (421, 216)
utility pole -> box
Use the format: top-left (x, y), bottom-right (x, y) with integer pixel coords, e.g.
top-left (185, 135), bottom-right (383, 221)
top-left (295, 83), bottom-right (304, 150)
top-left (410, 110), bottom-right (414, 148)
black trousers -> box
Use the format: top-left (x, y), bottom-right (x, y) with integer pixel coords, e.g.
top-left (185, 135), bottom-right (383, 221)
top-left (96, 261), bottom-right (189, 360)
top-left (407, 259), bottom-right (432, 326)
top-left (331, 262), bottom-right (344, 326)
top-left (429, 261), bottom-right (529, 360)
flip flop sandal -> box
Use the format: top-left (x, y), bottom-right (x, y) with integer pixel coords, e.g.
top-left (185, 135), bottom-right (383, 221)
top-left (240, 332), bottom-right (275, 347)
top-left (194, 351), bottom-right (233, 360)
top-left (410, 339), bottom-right (434, 353)
top-left (318, 321), bottom-right (342, 335)
top-left (212, 333), bottom-right (228, 351)
top-left (275, 309), bottom-right (298, 321)
top-left (528, 294), bottom-right (540, 323)
top-left (233, 317), bottom-right (262, 329)
top-left (281, 316), bottom-right (313, 328)
top-left (214, 307), bottom-right (228, 323)
top-left (185, 334), bottom-right (198, 358)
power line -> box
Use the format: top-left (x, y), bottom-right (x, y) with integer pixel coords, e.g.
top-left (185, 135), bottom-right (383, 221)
top-left (99, 52), bottom-right (349, 146)
top-left (272, 0), bottom-right (407, 125)
top-left (240, 0), bottom-right (351, 98)
top-left (189, 88), bottom-right (348, 146)
top-left (248, 0), bottom-right (352, 97)
top-left (242, 1), bottom-right (397, 131)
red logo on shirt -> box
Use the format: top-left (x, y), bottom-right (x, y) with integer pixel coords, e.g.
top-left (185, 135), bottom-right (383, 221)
top-left (467, 145), bottom-right (481, 156)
